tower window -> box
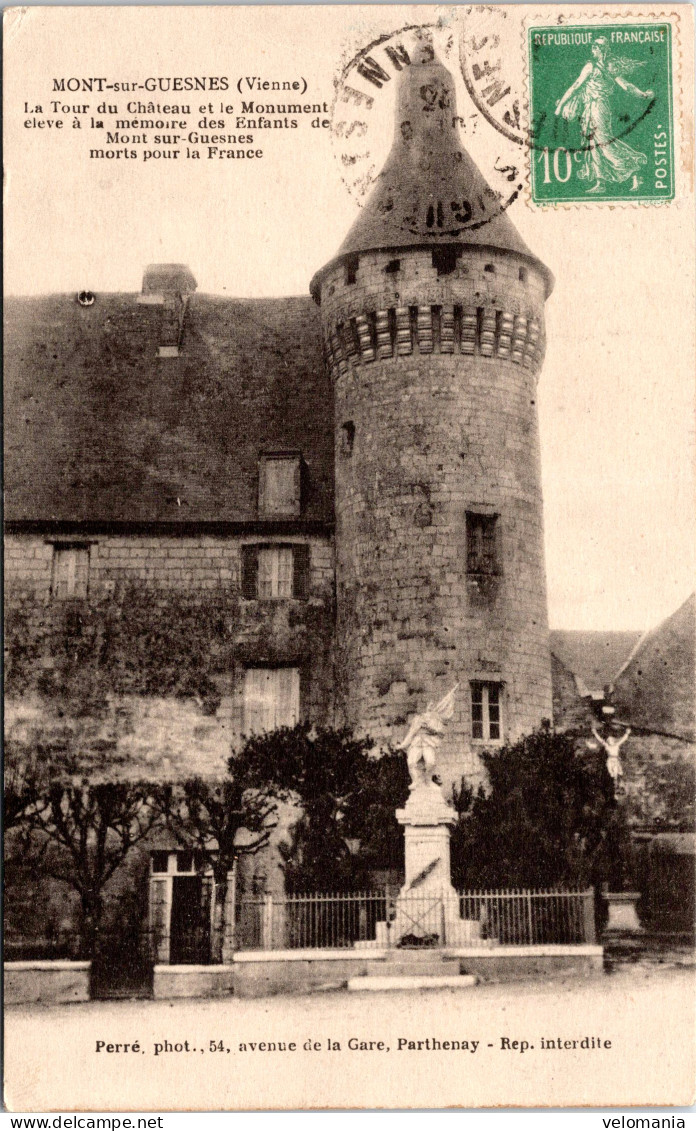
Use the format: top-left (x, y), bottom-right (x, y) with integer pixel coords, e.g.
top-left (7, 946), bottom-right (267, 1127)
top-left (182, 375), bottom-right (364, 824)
top-left (345, 257), bottom-right (359, 285)
top-left (484, 263), bottom-right (496, 274)
top-left (341, 421), bottom-right (355, 456)
top-left (243, 667), bottom-right (300, 735)
top-left (432, 246), bottom-right (459, 277)
top-left (466, 512), bottom-right (499, 574)
top-left (51, 543), bottom-right (90, 599)
top-left (384, 259), bottom-right (401, 275)
top-left (258, 454), bottom-right (301, 516)
top-left (471, 681), bottom-right (503, 742)
top-left (519, 267), bottom-right (528, 283)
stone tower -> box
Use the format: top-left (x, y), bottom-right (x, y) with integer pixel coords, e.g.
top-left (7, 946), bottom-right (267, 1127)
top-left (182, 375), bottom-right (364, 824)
top-left (311, 49), bottom-right (554, 785)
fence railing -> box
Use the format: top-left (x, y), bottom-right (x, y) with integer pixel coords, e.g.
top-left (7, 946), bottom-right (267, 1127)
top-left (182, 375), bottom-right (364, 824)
top-left (231, 888), bottom-right (595, 952)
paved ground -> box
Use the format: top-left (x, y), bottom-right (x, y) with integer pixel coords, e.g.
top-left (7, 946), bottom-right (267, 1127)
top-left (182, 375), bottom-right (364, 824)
top-left (5, 966), bottom-right (695, 1112)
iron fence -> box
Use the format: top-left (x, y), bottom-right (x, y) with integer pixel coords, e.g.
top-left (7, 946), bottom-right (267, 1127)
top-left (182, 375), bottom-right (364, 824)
top-left (458, 889), bottom-right (592, 945)
top-left (233, 887), bottom-right (595, 951)
top-left (235, 891), bottom-right (390, 951)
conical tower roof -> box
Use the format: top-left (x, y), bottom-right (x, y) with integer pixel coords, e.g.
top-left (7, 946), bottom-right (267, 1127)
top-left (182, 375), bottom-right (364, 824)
top-left (312, 48), bottom-right (552, 298)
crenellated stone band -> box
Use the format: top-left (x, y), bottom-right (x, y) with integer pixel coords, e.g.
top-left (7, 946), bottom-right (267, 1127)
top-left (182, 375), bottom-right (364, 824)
top-left (324, 304), bottom-right (544, 378)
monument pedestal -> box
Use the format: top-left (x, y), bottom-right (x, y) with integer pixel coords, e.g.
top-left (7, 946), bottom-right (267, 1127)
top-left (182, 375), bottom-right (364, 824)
top-left (375, 783), bottom-right (481, 947)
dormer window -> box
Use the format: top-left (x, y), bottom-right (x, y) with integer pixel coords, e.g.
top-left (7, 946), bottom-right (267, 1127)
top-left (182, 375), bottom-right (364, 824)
top-left (258, 454), bottom-right (302, 517)
top-left (51, 543), bottom-right (90, 599)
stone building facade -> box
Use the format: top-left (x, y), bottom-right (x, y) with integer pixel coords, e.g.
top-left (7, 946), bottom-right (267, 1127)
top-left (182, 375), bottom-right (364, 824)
top-left (5, 52), bottom-right (693, 954)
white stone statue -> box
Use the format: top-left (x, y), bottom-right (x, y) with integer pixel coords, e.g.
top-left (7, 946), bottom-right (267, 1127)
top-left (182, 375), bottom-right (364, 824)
top-left (398, 685), bottom-right (459, 790)
top-left (591, 725), bottom-right (631, 783)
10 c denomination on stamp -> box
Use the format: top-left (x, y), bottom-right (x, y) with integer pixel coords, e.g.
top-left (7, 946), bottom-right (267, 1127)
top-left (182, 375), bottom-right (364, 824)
top-left (528, 22), bottom-right (674, 203)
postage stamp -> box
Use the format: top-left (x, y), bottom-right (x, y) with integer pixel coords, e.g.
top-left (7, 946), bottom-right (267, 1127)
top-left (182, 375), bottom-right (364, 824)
top-left (528, 22), bottom-right (674, 203)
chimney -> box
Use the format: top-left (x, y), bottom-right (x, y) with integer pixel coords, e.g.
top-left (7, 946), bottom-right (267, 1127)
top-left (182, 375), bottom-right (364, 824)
top-left (137, 264), bottom-right (197, 358)
top-left (138, 263), bottom-right (197, 305)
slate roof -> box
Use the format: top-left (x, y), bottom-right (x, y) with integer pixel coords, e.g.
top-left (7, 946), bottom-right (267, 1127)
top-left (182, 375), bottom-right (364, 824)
top-left (311, 53), bottom-right (552, 298)
top-left (612, 595), bottom-right (695, 742)
top-left (549, 630), bottom-right (642, 695)
top-left (4, 293), bottom-right (334, 526)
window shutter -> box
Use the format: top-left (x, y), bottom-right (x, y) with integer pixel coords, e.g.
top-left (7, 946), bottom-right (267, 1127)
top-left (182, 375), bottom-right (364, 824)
top-left (74, 548), bottom-right (90, 597)
top-left (276, 668), bottom-right (300, 728)
top-left (292, 544), bottom-right (311, 599)
top-left (241, 545), bottom-right (259, 599)
top-left (244, 668), bottom-right (270, 734)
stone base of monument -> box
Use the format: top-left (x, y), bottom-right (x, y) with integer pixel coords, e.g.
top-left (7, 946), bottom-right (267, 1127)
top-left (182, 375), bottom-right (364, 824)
top-left (372, 781), bottom-right (482, 949)
top-left (374, 897), bottom-right (482, 948)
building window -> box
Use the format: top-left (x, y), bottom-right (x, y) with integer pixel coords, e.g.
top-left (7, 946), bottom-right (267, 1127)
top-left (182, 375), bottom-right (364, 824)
top-left (243, 667), bottom-right (300, 735)
top-left (259, 454), bottom-right (301, 516)
top-left (241, 544), bottom-right (310, 600)
top-left (466, 512), bottom-right (499, 574)
top-left (471, 682), bottom-right (503, 742)
top-left (258, 546), bottom-right (294, 598)
top-left (51, 544), bottom-right (90, 599)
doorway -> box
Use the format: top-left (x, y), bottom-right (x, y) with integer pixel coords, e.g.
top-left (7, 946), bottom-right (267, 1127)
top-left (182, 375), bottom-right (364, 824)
top-left (170, 874), bottom-right (211, 964)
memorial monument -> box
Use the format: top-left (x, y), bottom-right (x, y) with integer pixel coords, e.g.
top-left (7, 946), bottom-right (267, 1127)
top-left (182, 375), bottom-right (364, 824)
top-left (375, 687), bottom-right (481, 946)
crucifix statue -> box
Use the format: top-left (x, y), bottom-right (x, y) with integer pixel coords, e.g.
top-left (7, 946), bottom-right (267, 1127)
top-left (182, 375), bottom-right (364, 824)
top-left (591, 725), bottom-right (632, 783)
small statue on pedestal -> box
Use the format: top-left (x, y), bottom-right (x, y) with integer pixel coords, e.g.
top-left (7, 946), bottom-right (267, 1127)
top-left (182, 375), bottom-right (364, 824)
top-left (398, 684), bottom-right (459, 792)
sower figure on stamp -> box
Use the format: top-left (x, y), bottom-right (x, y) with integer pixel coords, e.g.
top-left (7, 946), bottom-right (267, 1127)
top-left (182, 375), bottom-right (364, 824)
top-left (398, 685), bottom-right (459, 792)
top-left (591, 724), bottom-right (632, 783)
top-left (555, 37), bottom-right (654, 193)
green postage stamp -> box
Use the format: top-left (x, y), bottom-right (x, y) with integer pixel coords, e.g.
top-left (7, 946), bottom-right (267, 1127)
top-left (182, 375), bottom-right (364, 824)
top-left (528, 23), bottom-right (674, 203)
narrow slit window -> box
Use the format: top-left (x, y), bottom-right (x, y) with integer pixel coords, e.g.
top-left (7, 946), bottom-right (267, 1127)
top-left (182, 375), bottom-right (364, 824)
top-left (466, 512), bottom-right (499, 575)
top-left (341, 421), bottom-right (355, 456)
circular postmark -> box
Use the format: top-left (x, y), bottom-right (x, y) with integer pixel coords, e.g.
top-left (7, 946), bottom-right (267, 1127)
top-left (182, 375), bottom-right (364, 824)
top-left (459, 6), bottom-right (526, 146)
top-left (330, 17), bottom-right (526, 236)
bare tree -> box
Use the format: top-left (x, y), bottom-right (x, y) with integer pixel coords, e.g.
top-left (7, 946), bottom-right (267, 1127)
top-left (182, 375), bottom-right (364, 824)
top-left (27, 780), bottom-right (164, 958)
top-left (159, 777), bottom-right (280, 962)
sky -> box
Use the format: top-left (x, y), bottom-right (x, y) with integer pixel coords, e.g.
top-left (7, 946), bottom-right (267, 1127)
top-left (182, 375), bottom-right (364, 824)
top-left (4, 4), bottom-right (695, 631)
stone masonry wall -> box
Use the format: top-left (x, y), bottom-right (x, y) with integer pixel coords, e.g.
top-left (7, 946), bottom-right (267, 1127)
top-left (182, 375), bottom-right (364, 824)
top-left (5, 531), bottom-right (335, 778)
top-left (319, 246), bottom-right (552, 785)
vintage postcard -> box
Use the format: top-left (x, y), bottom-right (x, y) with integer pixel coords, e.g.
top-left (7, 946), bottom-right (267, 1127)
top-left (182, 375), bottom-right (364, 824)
top-left (3, 3), bottom-right (695, 1113)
